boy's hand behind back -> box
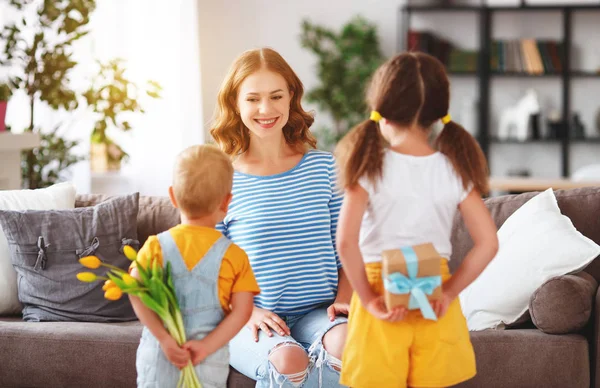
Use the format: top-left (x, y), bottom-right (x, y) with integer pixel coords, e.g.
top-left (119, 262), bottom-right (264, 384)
top-left (159, 336), bottom-right (190, 369)
top-left (183, 339), bottom-right (210, 366)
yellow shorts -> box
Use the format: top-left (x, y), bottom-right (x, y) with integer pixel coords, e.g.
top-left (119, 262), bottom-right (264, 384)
top-left (339, 260), bottom-right (476, 388)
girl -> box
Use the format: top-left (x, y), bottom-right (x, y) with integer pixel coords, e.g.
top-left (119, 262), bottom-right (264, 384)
top-left (211, 48), bottom-right (350, 388)
top-left (335, 52), bottom-right (499, 388)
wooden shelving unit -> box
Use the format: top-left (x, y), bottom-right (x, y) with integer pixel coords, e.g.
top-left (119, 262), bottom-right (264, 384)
top-left (399, 3), bottom-right (600, 177)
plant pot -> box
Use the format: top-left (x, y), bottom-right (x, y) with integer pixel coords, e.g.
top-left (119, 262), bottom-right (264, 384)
top-left (90, 142), bottom-right (122, 173)
top-left (0, 101), bottom-right (7, 132)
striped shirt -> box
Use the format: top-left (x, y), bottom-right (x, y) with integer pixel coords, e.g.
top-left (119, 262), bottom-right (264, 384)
top-left (217, 150), bottom-right (343, 316)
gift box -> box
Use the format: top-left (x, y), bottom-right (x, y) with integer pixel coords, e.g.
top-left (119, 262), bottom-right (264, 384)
top-left (382, 243), bottom-right (443, 320)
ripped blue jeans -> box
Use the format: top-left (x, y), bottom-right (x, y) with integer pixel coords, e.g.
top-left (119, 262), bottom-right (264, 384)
top-left (229, 306), bottom-right (348, 388)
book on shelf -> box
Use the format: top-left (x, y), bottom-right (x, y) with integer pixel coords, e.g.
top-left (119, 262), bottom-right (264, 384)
top-left (407, 30), bottom-right (567, 75)
top-left (490, 39), bottom-right (563, 74)
top-left (407, 29), bottom-right (477, 73)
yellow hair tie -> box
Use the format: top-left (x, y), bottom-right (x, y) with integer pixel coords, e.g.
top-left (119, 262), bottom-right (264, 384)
top-left (370, 111), bottom-right (382, 123)
top-left (441, 114), bottom-right (452, 124)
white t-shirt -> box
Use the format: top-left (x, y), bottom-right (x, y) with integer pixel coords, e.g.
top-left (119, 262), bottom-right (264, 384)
top-left (358, 150), bottom-right (470, 263)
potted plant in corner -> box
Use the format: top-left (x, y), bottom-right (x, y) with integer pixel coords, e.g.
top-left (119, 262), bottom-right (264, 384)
top-left (84, 59), bottom-right (161, 173)
top-left (300, 16), bottom-right (384, 150)
top-left (0, 83), bottom-right (11, 133)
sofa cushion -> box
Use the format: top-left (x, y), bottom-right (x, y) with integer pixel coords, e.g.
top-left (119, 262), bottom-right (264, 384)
top-left (530, 272), bottom-right (598, 334)
top-left (459, 189), bottom-right (600, 331)
top-left (0, 194), bottom-right (140, 322)
top-left (461, 329), bottom-right (589, 388)
top-left (0, 182), bottom-right (77, 316)
top-left (76, 194), bottom-right (180, 246)
top-left (0, 317), bottom-right (141, 388)
top-left (221, 329), bottom-right (593, 388)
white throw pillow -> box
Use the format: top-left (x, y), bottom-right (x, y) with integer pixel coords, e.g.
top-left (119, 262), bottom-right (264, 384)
top-left (459, 188), bottom-right (600, 331)
top-left (0, 182), bottom-right (76, 315)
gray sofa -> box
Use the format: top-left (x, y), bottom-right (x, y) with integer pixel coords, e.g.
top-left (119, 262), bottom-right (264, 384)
top-left (2, 187), bottom-right (600, 387)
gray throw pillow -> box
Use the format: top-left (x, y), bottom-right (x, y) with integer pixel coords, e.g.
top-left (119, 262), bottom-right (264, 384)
top-left (0, 193), bottom-right (140, 322)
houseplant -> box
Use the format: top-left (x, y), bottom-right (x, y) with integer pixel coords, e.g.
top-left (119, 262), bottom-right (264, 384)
top-left (84, 59), bottom-right (162, 173)
top-left (0, 83), bottom-right (11, 133)
top-left (300, 16), bottom-right (384, 150)
top-left (0, 0), bottom-right (95, 188)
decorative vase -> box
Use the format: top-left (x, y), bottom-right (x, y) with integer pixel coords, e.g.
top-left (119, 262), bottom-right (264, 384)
top-left (0, 101), bottom-right (7, 132)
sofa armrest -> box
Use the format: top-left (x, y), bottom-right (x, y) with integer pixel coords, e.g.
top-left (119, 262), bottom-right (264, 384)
top-left (593, 286), bottom-right (600, 387)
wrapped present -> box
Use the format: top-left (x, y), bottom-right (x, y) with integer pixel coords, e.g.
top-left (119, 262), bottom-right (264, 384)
top-left (382, 243), bottom-right (443, 320)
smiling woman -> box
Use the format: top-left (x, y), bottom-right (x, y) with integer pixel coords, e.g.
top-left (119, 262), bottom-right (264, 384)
top-left (238, 69), bottom-right (290, 137)
top-left (210, 48), bottom-right (350, 388)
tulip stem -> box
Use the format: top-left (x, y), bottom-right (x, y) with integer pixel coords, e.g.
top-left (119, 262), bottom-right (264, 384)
top-left (100, 262), bottom-right (126, 273)
top-left (177, 368), bottom-right (184, 388)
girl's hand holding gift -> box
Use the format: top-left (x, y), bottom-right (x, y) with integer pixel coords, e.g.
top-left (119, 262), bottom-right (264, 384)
top-left (365, 295), bottom-right (407, 323)
top-left (431, 289), bottom-right (455, 319)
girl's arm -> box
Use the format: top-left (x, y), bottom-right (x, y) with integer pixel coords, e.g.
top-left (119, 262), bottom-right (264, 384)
top-left (337, 185), bottom-right (404, 321)
top-left (443, 190), bottom-right (499, 300)
top-left (336, 184), bottom-right (377, 304)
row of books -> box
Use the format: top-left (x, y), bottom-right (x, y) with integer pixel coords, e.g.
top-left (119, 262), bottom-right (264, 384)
top-left (407, 30), bottom-right (479, 73)
top-left (407, 30), bottom-right (565, 74)
top-left (491, 40), bottom-right (564, 74)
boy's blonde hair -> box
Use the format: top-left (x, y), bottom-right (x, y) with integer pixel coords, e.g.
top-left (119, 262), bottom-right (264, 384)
top-left (172, 145), bottom-right (233, 217)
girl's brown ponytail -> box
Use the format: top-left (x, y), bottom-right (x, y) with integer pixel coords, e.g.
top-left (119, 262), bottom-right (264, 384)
top-left (335, 119), bottom-right (385, 189)
top-left (435, 120), bottom-right (489, 195)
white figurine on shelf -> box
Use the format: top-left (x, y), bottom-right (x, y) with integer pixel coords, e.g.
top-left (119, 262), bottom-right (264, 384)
top-left (497, 89), bottom-right (540, 141)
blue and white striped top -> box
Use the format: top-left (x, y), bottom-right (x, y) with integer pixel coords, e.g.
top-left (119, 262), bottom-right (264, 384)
top-left (217, 150), bottom-right (343, 316)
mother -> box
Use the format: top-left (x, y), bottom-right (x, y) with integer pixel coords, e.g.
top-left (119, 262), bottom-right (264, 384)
top-left (211, 47), bottom-right (350, 388)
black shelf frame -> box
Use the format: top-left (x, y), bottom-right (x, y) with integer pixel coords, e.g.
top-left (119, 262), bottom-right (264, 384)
top-left (404, 4), bottom-right (600, 12)
top-left (449, 71), bottom-right (600, 77)
top-left (400, 3), bottom-right (600, 177)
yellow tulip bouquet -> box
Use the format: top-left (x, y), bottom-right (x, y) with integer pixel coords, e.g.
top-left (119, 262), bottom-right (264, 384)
top-left (76, 246), bottom-right (202, 388)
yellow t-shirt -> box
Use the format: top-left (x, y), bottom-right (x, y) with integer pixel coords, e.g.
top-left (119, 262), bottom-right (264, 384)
top-left (132, 224), bottom-right (260, 313)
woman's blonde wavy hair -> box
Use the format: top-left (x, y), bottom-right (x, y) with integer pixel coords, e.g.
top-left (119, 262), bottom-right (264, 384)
top-left (210, 48), bottom-right (317, 156)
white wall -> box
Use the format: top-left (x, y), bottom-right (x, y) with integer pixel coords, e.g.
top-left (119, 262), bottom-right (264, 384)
top-left (197, 0), bottom-right (600, 179)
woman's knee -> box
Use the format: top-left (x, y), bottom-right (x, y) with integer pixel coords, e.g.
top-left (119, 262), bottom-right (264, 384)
top-left (322, 323), bottom-right (348, 360)
top-left (268, 343), bottom-right (309, 375)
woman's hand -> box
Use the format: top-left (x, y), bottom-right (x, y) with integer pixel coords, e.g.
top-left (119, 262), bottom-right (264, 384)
top-left (327, 300), bottom-right (350, 321)
top-left (246, 307), bottom-right (291, 342)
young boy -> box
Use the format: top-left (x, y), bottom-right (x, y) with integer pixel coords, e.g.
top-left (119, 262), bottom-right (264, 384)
top-left (130, 145), bottom-right (259, 387)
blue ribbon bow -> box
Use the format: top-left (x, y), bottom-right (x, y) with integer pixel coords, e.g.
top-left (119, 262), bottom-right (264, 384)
top-left (383, 246), bottom-right (441, 321)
